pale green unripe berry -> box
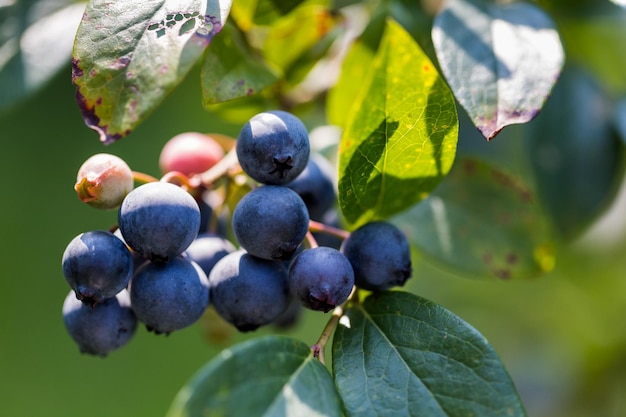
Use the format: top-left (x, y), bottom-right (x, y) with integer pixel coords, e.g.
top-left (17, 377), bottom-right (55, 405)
top-left (75, 153), bottom-right (134, 210)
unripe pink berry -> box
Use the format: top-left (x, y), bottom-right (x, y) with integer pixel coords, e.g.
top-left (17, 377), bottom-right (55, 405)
top-left (159, 132), bottom-right (225, 176)
top-left (75, 153), bottom-right (134, 210)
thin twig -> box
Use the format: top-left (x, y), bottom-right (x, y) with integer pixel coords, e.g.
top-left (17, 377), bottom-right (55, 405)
top-left (311, 286), bottom-right (356, 365)
top-left (308, 220), bottom-right (351, 240)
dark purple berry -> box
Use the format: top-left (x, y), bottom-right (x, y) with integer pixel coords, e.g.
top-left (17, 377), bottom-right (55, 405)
top-left (341, 221), bottom-right (412, 291)
top-left (236, 110), bottom-right (310, 185)
top-left (130, 257), bottom-right (209, 334)
top-left (62, 289), bottom-right (137, 356)
top-left (62, 230), bottom-right (134, 305)
top-left (208, 250), bottom-right (290, 332)
top-left (118, 182), bottom-right (200, 262)
top-left (289, 247), bottom-right (354, 312)
top-left (232, 185), bottom-right (309, 261)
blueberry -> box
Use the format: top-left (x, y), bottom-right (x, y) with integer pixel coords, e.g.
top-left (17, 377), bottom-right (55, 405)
top-left (184, 232), bottom-right (236, 276)
top-left (62, 289), bottom-right (137, 356)
top-left (236, 110), bottom-right (310, 185)
top-left (62, 230), bottom-right (134, 305)
top-left (208, 250), bottom-right (290, 332)
top-left (285, 153), bottom-right (336, 221)
top-left (289, 247), bottom-right (354, 312)
top-left (340, 221), bottom-right (412, 291)
top-left (118, 182), bottom-right (200, 262)
top-left (130, 256), bottom-right (209, 334)
top-left (232, 185), bottom-right (310, 261)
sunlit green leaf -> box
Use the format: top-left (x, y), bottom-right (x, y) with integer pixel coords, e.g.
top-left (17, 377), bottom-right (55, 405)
top-left (0, 1), bottom-right (85, 113)
top-left (432, 0), bottom-right (564, 140)
top-left (229, 0), bottom-right (258, 31)
top-left (524, 65), bottom-right (624, 241)
top-left (166, 335), bottom-right (342, 417)
top-left (337, 18), bottom-right (458, 229)
top-left (326, 40), bottom-right (375, 128)
top-left (72, 0), bottom-right (232, 144)
top-left (394, 157), bottom-right (555, 280)
top-left (333, 291), bottom-right (528, 417)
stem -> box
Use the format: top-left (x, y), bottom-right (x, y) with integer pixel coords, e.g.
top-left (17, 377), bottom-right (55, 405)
top-left (132, 171), bottom-right (159, 184)
top-left (304, 231), bottom-right (319, 249)
top-left (308, 220), bottom-right (351, 241)
top-left (160, 171), bottom-right (198, 189)
top-left (193, 146), bottom-right (240, 188)
top-left (311, 286), bottom-right (356, 365)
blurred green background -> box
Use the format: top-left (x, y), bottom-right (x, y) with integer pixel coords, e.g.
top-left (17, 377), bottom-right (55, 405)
top-left (3, 1), bottom-right (626, 416)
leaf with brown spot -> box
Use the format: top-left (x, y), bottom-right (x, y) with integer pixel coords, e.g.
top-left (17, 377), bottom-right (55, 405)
top-left (72, 0), bottom-right (232, 144)
top-left (393, 157), bottom-right (555, 280)
top-left (432, 0), bottom-right (564, 140)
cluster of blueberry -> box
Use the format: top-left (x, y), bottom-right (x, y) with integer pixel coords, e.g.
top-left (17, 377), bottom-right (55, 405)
top-left (60, 110), bottom-right (412, 356)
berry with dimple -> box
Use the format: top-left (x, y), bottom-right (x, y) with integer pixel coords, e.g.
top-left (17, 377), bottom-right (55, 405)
top-left (289, 246), bottom-right (354, 312)
top-left (341, 221), bottom-right (412, 291)
top-left (62, 230), bottom-right (134, 305)
top-left (130, 256), bottom-right (209, 334)
top-left (159, 132), bottom-right (224, 176)
top-left (208, 250), bottom-right (290, 332)
top-left (118, 182), bottom-right (200, 262)
top-left (236, 110), bottom-right (310, 185)
top-left (286, 153), bottom-right (336, 221)
top-left (232, 185), bottom-right (309, 261)
top-left (75, 153), bottom-right (134, 210)
top-left (62, 289), bottom-right (137, 356)
top-left (184, 232), bottom-right (236, 277)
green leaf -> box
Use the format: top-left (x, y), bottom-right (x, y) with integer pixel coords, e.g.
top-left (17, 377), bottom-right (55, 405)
top-left (337, 18), bottom-right (458, 229)
top-left (524, 65), bottom-right (624, 241)
top-left (393, 157), bottom-right (555, 280)
top-left (0, 1), bottom-right (85, 114)
top-left (72, 0), bottom-right (232, 144)
top-left (333, 291), bottom-right (528, 417)
top-left (229, 0), bottom-right (258, 31)
top-left (253, 0), bottom-right (311, 26)
top-left (432, 0), bottom-right (564, 140)
top-left (166, 335), bottom-right (342, 417)
top-left (262, 2), bottom-right (336, 72)
top-left (558, 11), bottom-right (626, 95)
top-left (201, 21), bottom-right (280, 104)
top-left (326, 40), bottom-right (375, 128)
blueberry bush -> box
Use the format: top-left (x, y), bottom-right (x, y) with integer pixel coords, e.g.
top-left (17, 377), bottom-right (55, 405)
top-left (4, 0), bottom-right (626, 416)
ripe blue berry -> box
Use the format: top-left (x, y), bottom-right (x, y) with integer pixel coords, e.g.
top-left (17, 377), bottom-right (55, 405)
top-left (118, 182), bottom-right (200, 262)
top-left (289, 247), bottom-right (354, 312)
top-left (184, 232), bottom-right (237, 276)
top-left (285, 154), bottom-right (336, 221)
top-left (236, 110), bottom-right (310, 185)
top-left (62, 289), bottom-right (137, 356)
top-left (130, 256), bottom-right (210, 334)
top-left (62, 230), bottom-right (134, 305)
top-left (232, 185), bottom-right (309, 260)
top-left (341, 221), bottom-right (412, 291)
top-left (208, 250), bottom-right (290, 332)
